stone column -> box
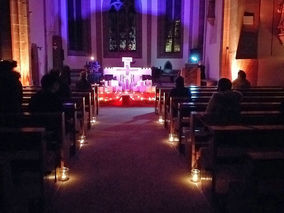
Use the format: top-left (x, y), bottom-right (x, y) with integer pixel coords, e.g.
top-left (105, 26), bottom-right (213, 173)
top-left (10, 0), bottom-right (31, 85)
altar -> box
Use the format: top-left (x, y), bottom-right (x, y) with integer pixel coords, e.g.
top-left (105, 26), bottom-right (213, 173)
top-left (103, 57), bottom-right (152, 92)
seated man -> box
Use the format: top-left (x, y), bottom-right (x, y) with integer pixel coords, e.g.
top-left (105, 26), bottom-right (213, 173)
top-left (232, 70), bottom-right (251, 90)
top-left (204, 78), bottom-right (242, 125)
top-left (29, 73), bottom-right (63, 112)
top-left (170, 76), bottom-right (190, 117)
top-left (76, 71), bottom-right (92, 91)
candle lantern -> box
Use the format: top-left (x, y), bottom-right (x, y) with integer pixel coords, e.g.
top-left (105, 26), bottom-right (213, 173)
top-left (191, 169), bottom-right (201, 183)
top-left (91, 117), bottom-right (97, 125)
top-left (57, 167), bottom-right (70, 181)
top-left (158, 116), bottom-right (164, 124)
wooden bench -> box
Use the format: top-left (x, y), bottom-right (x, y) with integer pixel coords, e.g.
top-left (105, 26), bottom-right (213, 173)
top-left (176, 101), bottom-right (282, 146)
top-left (22, 95), bottom-right (86, 142)
top-left (0, 113), bottom-right (69, 171)
top-left (155, 86), bottom-right (284, 113)
top-left (188, 111), bottom-right (284, 170)
top-left (160, 88), bottom-right (284, 129)
top-left (199, 125), bottom-right (284, 195)
top-left (0, 127), bottom-right (45, 212)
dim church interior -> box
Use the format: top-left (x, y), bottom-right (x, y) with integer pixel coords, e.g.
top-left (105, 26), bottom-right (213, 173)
top-left (1, 0), bottom-right (284, 212)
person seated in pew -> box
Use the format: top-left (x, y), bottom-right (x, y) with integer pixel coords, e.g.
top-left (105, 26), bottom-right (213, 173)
top-left (232, 70), bottom-right (251, 90)
top-left (29, 73), bottom-right (63, 112)
top-left (204, 78), bottom-right (242, 124)
top-left (0, 60), bottom-right (22, 113)
top-left (50, 69), bottom-right (71, 100)
top-left (76, 71), bottom-right (92, 91)
top-left (169, 76), bottom-right (191, 116)
top-left (170, 76), bottom-right (190, 97)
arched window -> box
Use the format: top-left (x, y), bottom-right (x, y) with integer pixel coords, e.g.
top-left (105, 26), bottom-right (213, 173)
top-left (103, 0), bottom-right (142, 58)
top-left (158, 0), bottom-right (183, 58)
top-left (67, 0), bottom-right (90, 55)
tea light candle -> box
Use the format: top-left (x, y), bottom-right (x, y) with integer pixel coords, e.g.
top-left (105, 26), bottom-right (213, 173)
top-left (158, 116), bottom-right (164, 124)
top-left (58, 167), bottom-right (70, 182)
top-left (191, 169), bottom-right (201, 183)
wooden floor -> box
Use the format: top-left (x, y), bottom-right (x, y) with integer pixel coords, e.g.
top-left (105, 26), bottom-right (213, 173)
top-left (48, 107), bottom-right (212, 213)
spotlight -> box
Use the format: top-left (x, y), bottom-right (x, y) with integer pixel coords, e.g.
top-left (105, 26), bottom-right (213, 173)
top-left (189, 49), bottom-right (201, 64)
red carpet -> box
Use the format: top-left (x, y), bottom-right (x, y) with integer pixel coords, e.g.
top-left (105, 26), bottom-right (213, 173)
top-left (50, 107), bottom-right (212, 213)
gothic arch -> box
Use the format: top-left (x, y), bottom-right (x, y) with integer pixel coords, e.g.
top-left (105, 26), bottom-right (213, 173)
top-left (102, 0), bottom-right (142, 58)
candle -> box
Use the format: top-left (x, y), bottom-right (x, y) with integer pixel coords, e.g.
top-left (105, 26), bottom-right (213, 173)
top-left (191, 169), bottom-right (201, 183)
top-left (58, 167), bottom-right (70, 182)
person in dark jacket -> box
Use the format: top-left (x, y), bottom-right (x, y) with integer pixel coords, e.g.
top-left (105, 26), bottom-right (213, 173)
top-left (0, 60), bottom-right (22, 113)
top-left (232, 70), bottom-right (251, 90)
top-left (205, 78), bottom-right (242, 124)
top-left (50, 69), bottom-right (71, 100)
top-left (29, 73), bottom-right (63, 112)
top-left (76, 71), bottom-right (92, 91)
top-left (169, 76), bottom-right (190, 117)
top-left (170, 76), bottom-right (190, 97)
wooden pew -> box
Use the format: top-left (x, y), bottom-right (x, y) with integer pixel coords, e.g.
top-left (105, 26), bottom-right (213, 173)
top-left (175, 101), bottom-right (282, 145)
top-left (63, 102), bottom-right (78, 155)
top-left (206, 124), bottom-right (284, 196)
top-left (22, 87), bottom-right (92, 133)
top-left (22, 95), bottom-right (86, 142)
top-left (188, 111), bottom-right (284, 170)
top-left (161, 88), bottom-right (284, 129)
top-left (0, 113), bottom-right (69, 171)
top-left (0, 128), bottom-right (45, 212)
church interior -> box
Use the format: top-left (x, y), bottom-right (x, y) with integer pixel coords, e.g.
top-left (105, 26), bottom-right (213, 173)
top-left (1, 0), bottom-right (284, 212)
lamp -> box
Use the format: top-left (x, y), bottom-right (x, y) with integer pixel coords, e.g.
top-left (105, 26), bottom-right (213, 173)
top-left (189, 49), bottom-right (201, 64)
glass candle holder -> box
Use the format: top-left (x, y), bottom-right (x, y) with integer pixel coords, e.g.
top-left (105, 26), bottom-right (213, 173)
top-left (158, 116), bottom-right (164, 124)
top-left (191, 169), bottom-right (201, 183)
top-left (58, 167), bottom-right (70, 181)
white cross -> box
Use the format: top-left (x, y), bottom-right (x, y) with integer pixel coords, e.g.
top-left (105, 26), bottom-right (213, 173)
top-left (104, 57), bottom-right (152, 91)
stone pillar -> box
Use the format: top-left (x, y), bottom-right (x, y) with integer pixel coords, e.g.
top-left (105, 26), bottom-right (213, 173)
top-left (10, 0), bottom-right (31, 85)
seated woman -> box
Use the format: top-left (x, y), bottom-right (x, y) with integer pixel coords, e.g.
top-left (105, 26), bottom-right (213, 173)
top-left (29, 73), bottom-right (63, 112)
top-left (170, 76), bottom-right (190, 117)
top-left (198, 78), bottom-right (243, 170)
top-left (204, 78), bottom-right (242, 125)
top-left (76, 71), bottom-right (92, 91)
top-left (232, 70), bottom-right (251, 90)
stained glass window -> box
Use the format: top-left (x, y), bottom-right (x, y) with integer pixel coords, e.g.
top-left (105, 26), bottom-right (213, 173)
top-left (158, 0), bottom-right (183, 58)
top-left (108, 0), bottom-right (137, 52)
top-left (164, 0), bottom-right (182, 53)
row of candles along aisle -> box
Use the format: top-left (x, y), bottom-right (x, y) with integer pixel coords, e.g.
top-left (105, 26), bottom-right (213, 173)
top-left (157, 115), bottom-right (203, 184)
top-left (57, 115), bottom-right (203, 183)
top-left (56, 117), bottom-right (97, 182)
